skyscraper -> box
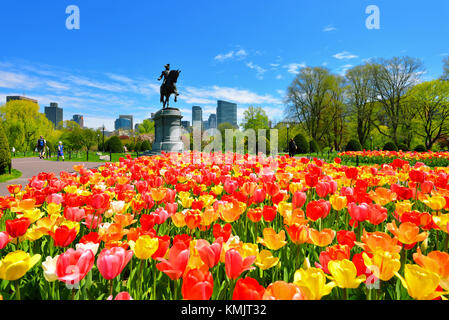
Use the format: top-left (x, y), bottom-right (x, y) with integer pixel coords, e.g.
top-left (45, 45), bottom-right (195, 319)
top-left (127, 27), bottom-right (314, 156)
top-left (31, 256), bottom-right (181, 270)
top-left (72, 114), bottom-right (84, 128)
top-left (45, 102), bottom-right (63, 128)
top-left (115, 117), bottom-right (132, 130)
top-left (192, 106), bottom-right (203, 129)
top-left (119, 115), bottom-right (133, 130)
top-left (217, 100), bottom-right (237, 127)
top-left (207, 114), bottom-right (217, 129)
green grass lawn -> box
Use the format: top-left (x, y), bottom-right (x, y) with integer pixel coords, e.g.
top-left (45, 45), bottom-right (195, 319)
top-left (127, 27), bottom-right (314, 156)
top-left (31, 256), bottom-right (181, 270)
top-left (0, 169), bottom-right (22, 183)
top-left (45, 151), bottom-right (141, 163)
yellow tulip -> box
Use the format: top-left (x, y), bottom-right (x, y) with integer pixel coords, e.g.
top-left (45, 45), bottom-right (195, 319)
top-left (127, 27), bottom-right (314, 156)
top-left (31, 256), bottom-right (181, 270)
top-left (277, 202), bottom-right (292, 217)
top-left (171, 211), bottom-right (186, 228)
top-left (19, 209), bottom-right (44, 224)
top-left (289, 182), bottom-right (303, 194)
top-left (24, 225), bottom-right (45, 241)
top-left (198, 194), bottom-right (215, 207)
top-left (0, 251), bottom-right (41, 281)
top-left (423, 196), bottom-right (446, 211)
top-left (327, 259), bottom-right (366, 289)
top-left (211, 185), bottom-right (223, 196)
top-left (395, 201), bottom-right (414, 217)
top-left (130, 235), bottom-right (159, 260)
top-left (432, 214), bottom-right (449, 234)
top-left (293, 267), bottom-right (336, 300)
top-left (255, 250), bottom-right (279, 270)
top-left (395, 264), bottom-right (449, 300)
top-left (329, 195), bottom-right (347, 211)
top-left (64, 185), bottom-right (78, 194)
top-left (242, 243), bottom-right (259, 259)
top-left (46, 203), bottom-right (62, 216)
top-left (200, 207), bottom-right (219, 226)
top-left (363, 250), bottom-right (401, 281)
top-left (257, 228), bottom-right (287, 250)
top-left (179, 196), bottom-right (193, 209)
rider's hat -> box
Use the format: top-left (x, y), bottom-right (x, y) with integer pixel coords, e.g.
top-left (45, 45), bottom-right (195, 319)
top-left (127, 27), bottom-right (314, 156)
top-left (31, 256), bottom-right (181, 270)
top-left (165, 64), bottom-right (170, 68)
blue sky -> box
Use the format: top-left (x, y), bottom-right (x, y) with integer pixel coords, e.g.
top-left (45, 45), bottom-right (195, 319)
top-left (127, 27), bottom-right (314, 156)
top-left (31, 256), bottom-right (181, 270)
top-left (0, 0), bottom-right (448, 131)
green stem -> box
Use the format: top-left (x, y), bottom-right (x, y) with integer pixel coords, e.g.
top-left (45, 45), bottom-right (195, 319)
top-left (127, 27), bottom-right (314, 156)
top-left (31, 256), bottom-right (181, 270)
top-left (14, 280), bottom-right (21, 300)
top-left (152, 261), bottom-right (157, 300)
top-left (109, 279), bottom-right (114, 297)
top-left (342, 288), bottom-right (347, 300)
top-left (444, 233), bottom-right (449, 252)
top-left (71, 288), bottom-right (76, 300)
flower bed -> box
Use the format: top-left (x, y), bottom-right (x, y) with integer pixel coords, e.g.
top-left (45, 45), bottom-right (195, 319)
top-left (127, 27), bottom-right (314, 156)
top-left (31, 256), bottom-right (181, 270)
top-left (0, 152), bottom-right (448, 300)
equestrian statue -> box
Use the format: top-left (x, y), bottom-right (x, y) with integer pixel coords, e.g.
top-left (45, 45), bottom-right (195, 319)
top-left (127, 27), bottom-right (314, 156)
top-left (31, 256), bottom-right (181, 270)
top-left (158, 64), bottom-right (181, 109)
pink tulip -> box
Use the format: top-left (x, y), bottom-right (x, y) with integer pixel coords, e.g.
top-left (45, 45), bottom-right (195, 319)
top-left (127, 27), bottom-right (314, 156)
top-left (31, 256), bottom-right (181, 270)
top-left (0, 232), bottom-right (10, 249)
top-left (253, 189), bottom-right (266, 203)
top-left (348, 202), bottom-right (369, 222)
top-left (107, 292), bottom-right (133, 300)
top-left (156, 242), bottom-right (190, 280)
top-left (97, 247), bottom-right (133, 280)
top-left (225, 249), bottom-right (256, 280)
top-left (195, 238), bottom-right (223, 268)
top-left (224, 180), bottom-right (238, 194)
top-left (82, 214), bottom-right (102, 229)
top-left (292, 191), bottom-right (307, 209)
top-left (56, 248), bottom-right (95, 285)
top-left (64, 207), bottom-right (86, 222)
top-left (165, 203), bottom-right (178, 216)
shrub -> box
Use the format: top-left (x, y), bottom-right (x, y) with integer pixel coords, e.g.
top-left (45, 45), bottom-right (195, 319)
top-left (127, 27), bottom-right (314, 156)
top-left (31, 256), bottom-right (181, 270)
top-left (105, 136), bottom-right (123, 153)
top-left (414, 144), bottom-right (427, 152)
top-left (135, 141), bottom-right (142, 152)
top-left (0, 122), bottom-right (11, 174)
top-left (383, 142), bottom-right (398, 151)
top-left (397, 143), bottom-right (409, 151)
top-left (309, 140), bottom-right (319, 153)
top-left (141, 140), bottom-right (151, 151)
top-left (345, 139), bottom-right (362, 152)
top-left (293, 134), bottom-right (309, 154)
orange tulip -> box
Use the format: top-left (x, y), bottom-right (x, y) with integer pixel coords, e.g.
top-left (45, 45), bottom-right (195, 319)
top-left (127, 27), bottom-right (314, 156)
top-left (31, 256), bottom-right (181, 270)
top-left (219, 200), bottom-right (246, 223)
top-left (368, 187), bottom-right (397, 206)
top-left (99, 223), bottom-right (128, 243)
top-left (263, 281), bottom-right (304, 300)
top-left (151, 187), bottom-right (167, 202)
top-left (283, 208), bottom-right (308, 226)
top-left (329, 195), bottom-right (347, 211)
top-left (355, 230), bottom-right (402, 254)
top-left (308, 228), bottom-right (335, 247)
top-left (386, 221), bottom-right (428, 245)
top-left (113, 214), bottom-right (137, 228)
top-left (285, 224), bottom-right (309, 245)
top-left (413, 247), bottom-right (449, 290)
top-left (257, 228), bottom-right (287, 250)
top-left (423, 195), bottom-right (446, 211)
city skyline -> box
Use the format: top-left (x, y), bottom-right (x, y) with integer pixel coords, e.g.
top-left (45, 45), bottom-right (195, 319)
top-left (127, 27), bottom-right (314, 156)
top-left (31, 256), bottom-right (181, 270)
top-left (0, 1), bottom-right (448, 131)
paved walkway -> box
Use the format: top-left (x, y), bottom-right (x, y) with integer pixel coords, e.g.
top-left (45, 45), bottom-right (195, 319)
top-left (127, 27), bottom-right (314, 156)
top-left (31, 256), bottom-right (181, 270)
top-left (0, 158), bottom-right (104, 196)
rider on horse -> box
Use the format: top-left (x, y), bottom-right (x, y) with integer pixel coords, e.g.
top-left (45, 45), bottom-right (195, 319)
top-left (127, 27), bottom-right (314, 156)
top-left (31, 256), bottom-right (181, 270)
top-left (158, 64), bottom-right (179, 103)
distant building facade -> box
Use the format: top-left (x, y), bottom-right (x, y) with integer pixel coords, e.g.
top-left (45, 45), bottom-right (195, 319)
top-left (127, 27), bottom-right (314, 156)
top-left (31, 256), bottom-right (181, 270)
top-left (72, 114), bottom-right (84, 128)
top-left (181, 121), bottom-right (190, 130)
top-left (45, 102), bottom-right (63, 128)
top-left (119, 115), bottom-right (133, 130)
top-left (6, 96), bottom-right (38, 104)
top-left (207, 114), bottom-right (217, 129)
top-left (115, 117), bottom-right (132, 131)
top-left (217, 100), bottom-right (237, 127)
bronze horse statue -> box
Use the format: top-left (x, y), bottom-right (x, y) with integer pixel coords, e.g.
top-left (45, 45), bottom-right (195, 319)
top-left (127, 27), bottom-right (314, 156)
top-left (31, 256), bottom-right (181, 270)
top-left (160, 70), bottom-right (181, 109)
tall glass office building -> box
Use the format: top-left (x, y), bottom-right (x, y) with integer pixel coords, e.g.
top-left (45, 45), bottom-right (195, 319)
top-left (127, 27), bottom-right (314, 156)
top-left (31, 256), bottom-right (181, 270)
top-left (217, 100), bottom-right (237, 127)
top-left (45, 102), bottom-right (63, 128)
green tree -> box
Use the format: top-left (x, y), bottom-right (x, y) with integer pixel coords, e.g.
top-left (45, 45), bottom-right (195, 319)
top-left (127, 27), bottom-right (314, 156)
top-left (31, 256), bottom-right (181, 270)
top-left (138, 119), bottom-right (155, 135)
top-left (346, 64), bottom-right (375, 147)
top-left (371, 56), bottom-right (424, 146)
top-left (0, 100), bottom-right (54, 151)
top-left (286, 67), bottom-right (337, 142)
top-left (105, 136), bottom-right (123, 153)
top-left (407, 80), bottom-right (449, 149)
top-left (442, 56), bottom-right (449, 81)
top-left (0, 122), bottom-right (11, 174)
top-left (241, 106), bottom-right (269, 132)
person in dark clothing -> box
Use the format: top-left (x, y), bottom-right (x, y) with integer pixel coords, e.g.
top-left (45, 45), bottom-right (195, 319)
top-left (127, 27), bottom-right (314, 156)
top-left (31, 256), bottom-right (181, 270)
top-left (288, 138), bottom-right (297, 157)
top-left (37, 136), bottom-right (46, 159)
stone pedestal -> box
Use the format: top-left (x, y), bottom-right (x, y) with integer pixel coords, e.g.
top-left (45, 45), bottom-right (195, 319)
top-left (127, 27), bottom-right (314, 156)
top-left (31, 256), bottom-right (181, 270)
top-left (151, 107), bottom-right (185, 153)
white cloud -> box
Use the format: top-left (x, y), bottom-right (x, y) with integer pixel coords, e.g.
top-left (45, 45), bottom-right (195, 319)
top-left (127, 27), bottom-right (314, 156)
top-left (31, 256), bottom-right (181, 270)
top-left (333, 51), bottom-right (359, 60)
top-left (246, 62), bottom-right (267, 80)
top-left (284, 63), bottom-right (306, 74)
top-left (0, 71), bottom-right (40, 90)
top-left (323, 25), bottom-right (337, 32)
top-left (214, 49), bottom-right (248, 62)
top-left (275, 74), bottom-right (282, 80)
top-left (337, 64), bottom-right (353, 76)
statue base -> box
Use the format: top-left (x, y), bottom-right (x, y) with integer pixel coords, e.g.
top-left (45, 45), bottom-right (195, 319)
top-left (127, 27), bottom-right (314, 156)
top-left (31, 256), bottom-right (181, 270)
top-left (150, 107), bottom-right (185, 154)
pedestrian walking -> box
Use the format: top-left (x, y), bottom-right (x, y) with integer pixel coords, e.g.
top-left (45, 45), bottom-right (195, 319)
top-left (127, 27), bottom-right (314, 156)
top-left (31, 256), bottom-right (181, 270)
top-left (57, 141), bottom-right (65, 162)
top-left (37, 136), bottom-right (46, 159)
top-left (288, 138), bottom-right (297, 158)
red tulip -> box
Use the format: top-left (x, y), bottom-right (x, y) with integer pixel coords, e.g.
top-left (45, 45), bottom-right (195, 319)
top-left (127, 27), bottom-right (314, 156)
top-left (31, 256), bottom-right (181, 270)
top-left (0, 232), bottom-right (10, 249)
top-left (165, 203), bottom-right (178, 216)
top-left (336, 230), bottom-right (356, 249)
top-left (90, 193), bottom-right (110, 211)
top-left (334, 157), bottom-right (341, 164)
top-left (225, 249), bottom-right (256, 279)
top-left (181, 269), bottom-right (214, 300)
top-left (97, 247), bottom-right (133, 280)
top-left (345, 167), bottom-right (358, 180)
top-left (213, 223), bottom-right (232, 242)
top-left (80, 231), bottom-right (101, 244)
top-left (108, 292), bottom-right (133, 300)
top-left (56, 248), bottom-right (95, 285)
top-left (306, 200), bottom-right (331, 221)
top-left (262, 206), bottom-right (277, 222)
top-left (420, 181), bottom-right (434, 194)
top-left (152, 235), bottom-right (171, 259)
top-left (409, 170), bottom-right (426, 184)
top-left (5, 217), bottom-right (30, 238)
top-left (253, 189), bottom-right (266, 203)
top-left (305, 174), bottom-right (318, 188)
top-left (366, 203), bottom-right (388, 225)
top-left (224, 180), bottom-right (238, 194)
top-left (292, 191), bottom-right (307, 209)
top-left (50, 225), bottom-right (78, 247)
top-left (195, 238), bottom-right (223, 268)
top-left (140, 214), bottom-right (157, 231)
top-left (156, 242), bottom-right (190, 280)
top-left (316, 182), bottom-right (330, 198)
top-left (233, 277), bottom-right (265, 300)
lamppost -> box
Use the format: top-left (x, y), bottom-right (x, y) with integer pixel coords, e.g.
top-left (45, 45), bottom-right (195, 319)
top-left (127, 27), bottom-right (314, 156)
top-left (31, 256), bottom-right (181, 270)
top-left (286, 123), bottom-right (290, 153)
top-left (102, 125), bottom-right (105, 152)
top-left (371, 136), bottom-right (373, 151)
